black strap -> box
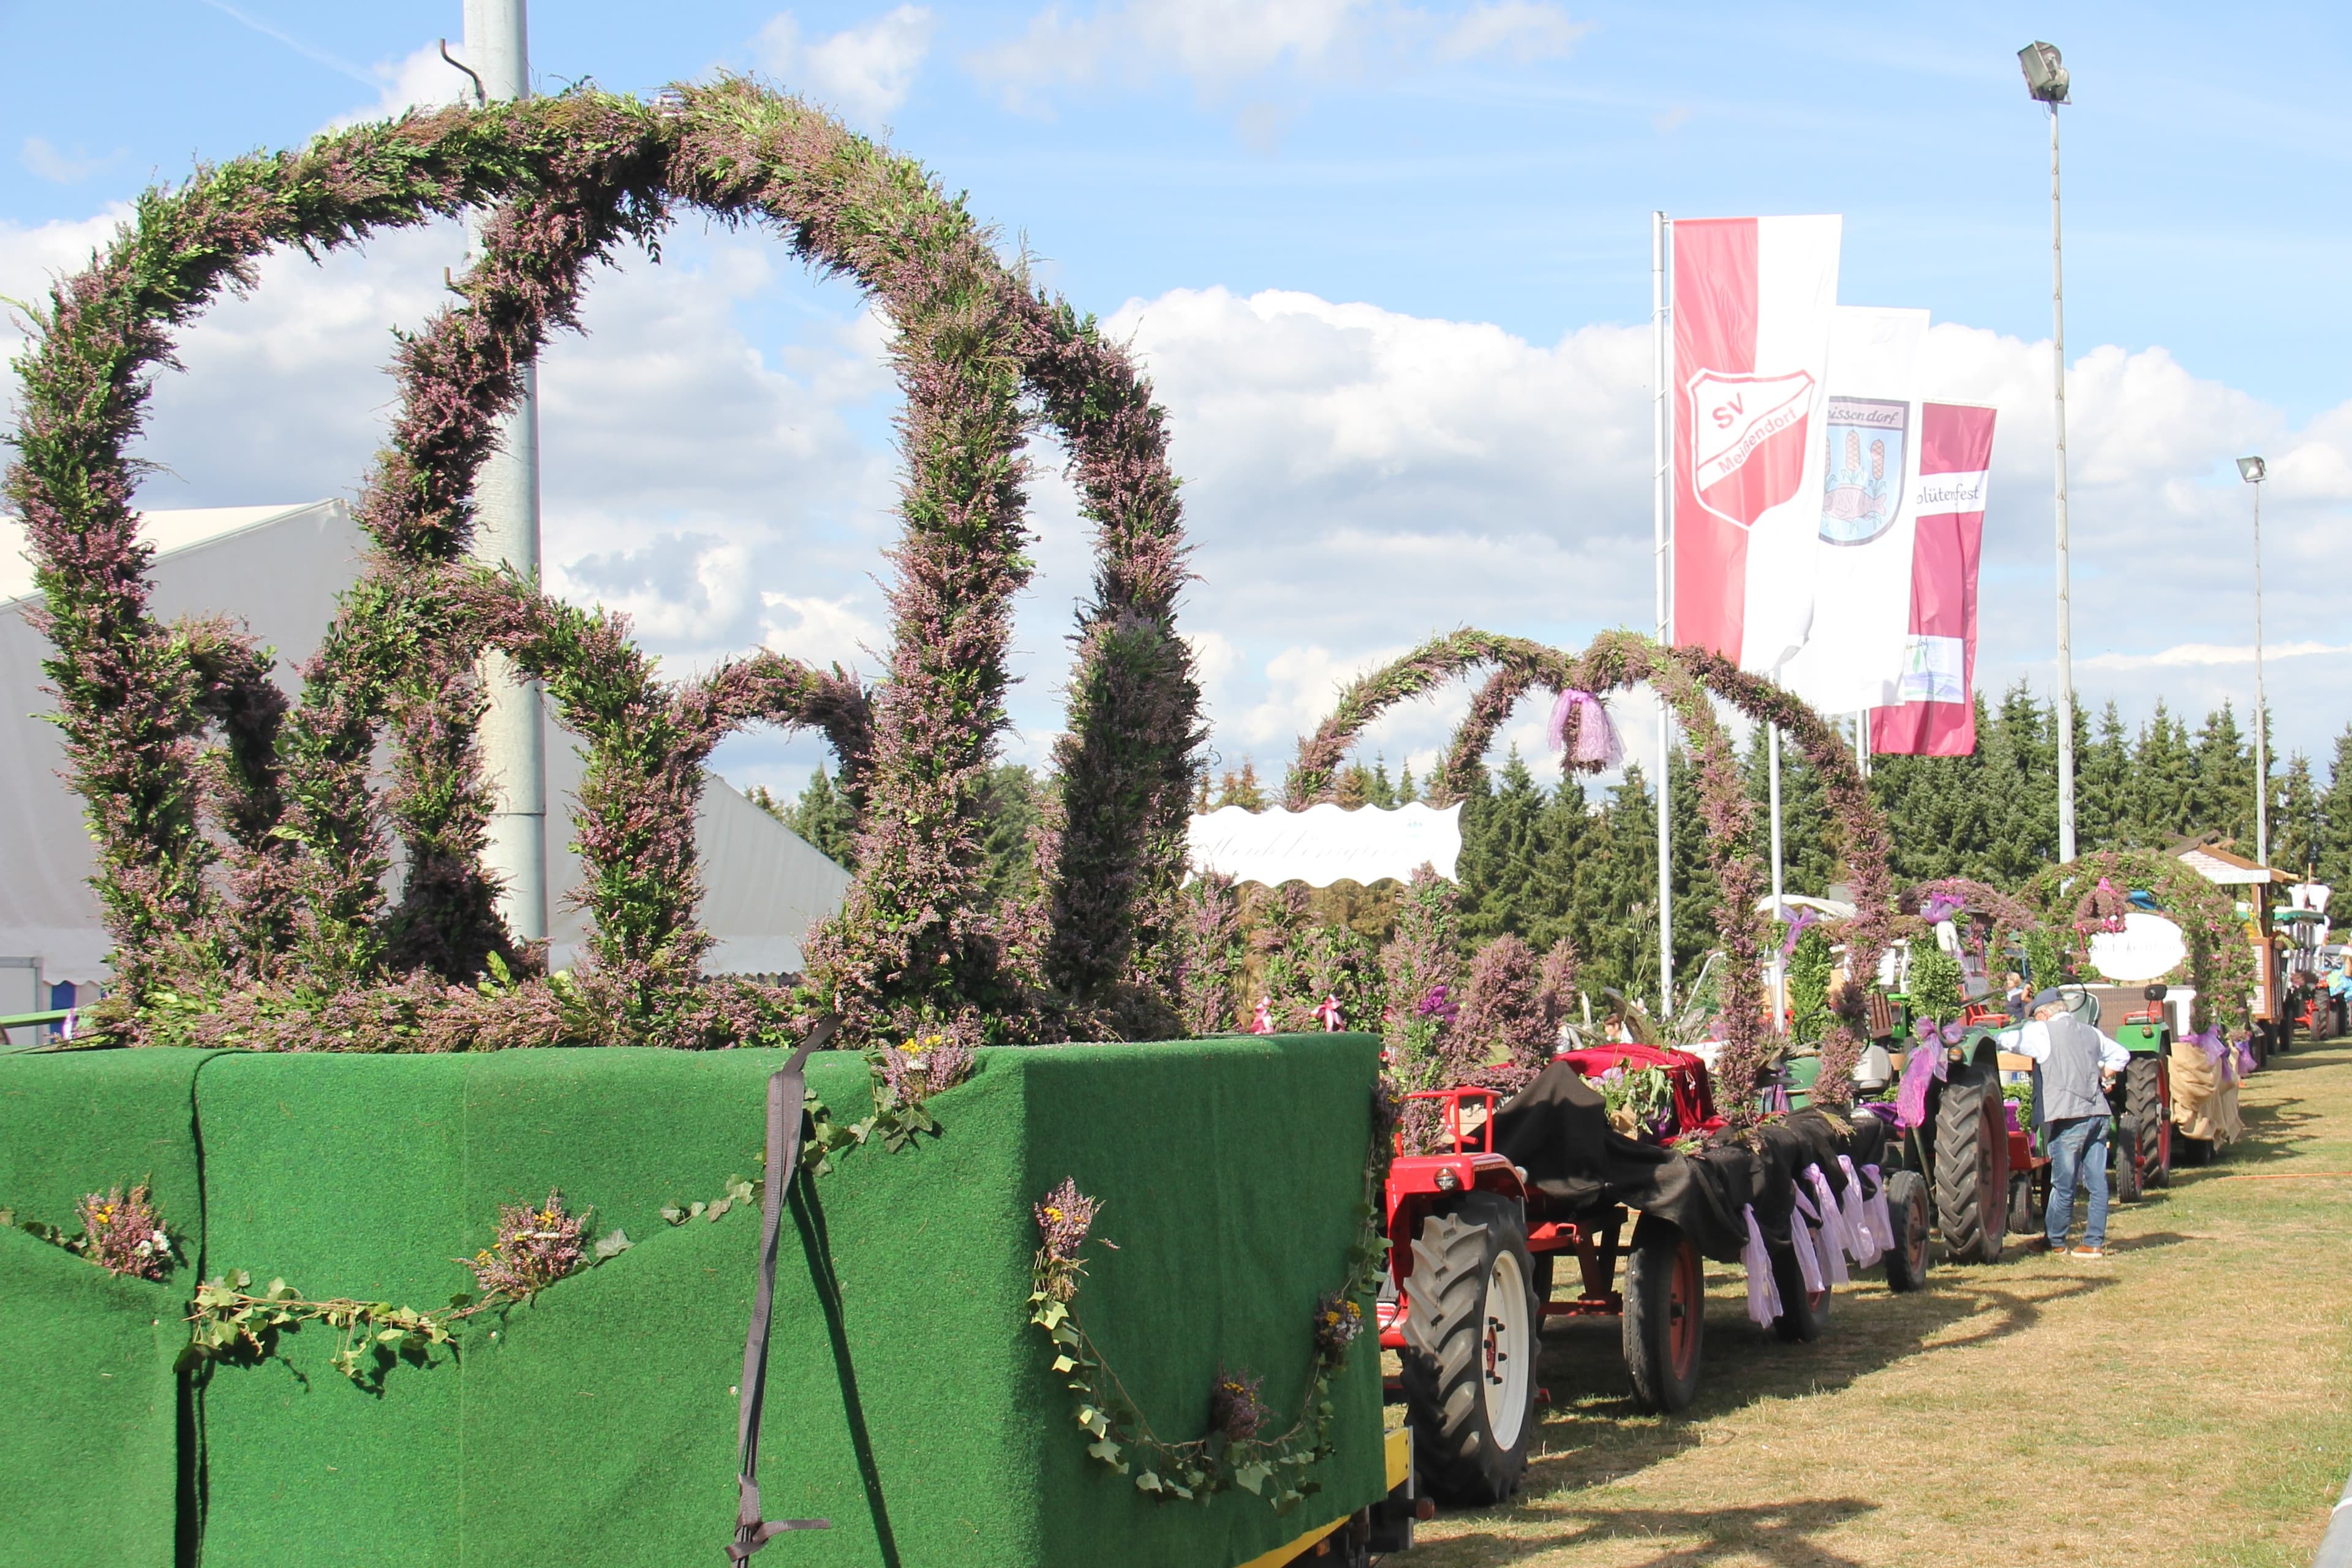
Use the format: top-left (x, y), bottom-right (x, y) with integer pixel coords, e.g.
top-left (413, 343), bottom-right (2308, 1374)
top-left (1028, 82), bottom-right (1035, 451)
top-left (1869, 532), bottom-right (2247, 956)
top-left (727, 1017), bottom-right (838, 1562)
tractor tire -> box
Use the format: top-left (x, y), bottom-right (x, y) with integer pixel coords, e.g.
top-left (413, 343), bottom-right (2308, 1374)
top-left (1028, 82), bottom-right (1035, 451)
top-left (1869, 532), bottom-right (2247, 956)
top-left (2176, 1133), bottom-right (2214, 1169)
top-left (2124, 1054), bottom-right (2171, 1193)
top-left (1769, 1227), bottom-right (1829, 1343)
top-left (2007, 1169), bottom-right (2039, 1233)
top-left (1622, 1216), bottom-right (1703, 1412)
top-left (1934, 1065), bottom-right (2009, 1265)
top-left (1399, 1191), bottom-right (1540, 1506)
top-left (2113, 1119), bottom-right (2144, 1203)
top-left (1882, 1170), bottom-right (1931, 1292)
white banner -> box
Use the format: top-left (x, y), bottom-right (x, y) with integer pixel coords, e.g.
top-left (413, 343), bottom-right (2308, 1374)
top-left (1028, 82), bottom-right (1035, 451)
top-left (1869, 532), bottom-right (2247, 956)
top-left (1779, 305), bottom-right (1928, 711)
top-left (1186, 803), bottom-right (1463, 888)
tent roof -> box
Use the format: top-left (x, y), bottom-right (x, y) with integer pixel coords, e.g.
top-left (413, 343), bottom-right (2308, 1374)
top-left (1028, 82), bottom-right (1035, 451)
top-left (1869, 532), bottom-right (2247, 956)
top-left (2, 501), bottom-right (846, 984)
top-left (2177, 845), bottom-right (2291, 887)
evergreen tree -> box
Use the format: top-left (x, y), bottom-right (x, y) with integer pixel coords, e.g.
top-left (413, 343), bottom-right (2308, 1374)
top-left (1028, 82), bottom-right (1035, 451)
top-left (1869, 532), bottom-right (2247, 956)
top-left (971, 763), bottom-right (1041, 905)
top-left (2078, 700), bottom-right (2130, 851)
top-left (2276, 752), bottom-right (2320, 880)
top-left (1569, 763), bottom-right (1660, 1002)
top-left (1522, 776), bottom-right (1590, 957)
top-left (1743, 725), bottom-right (1834, 897)
top-left (1456, 748), bottom-right (1547, 944)
top-left (2192, 702), bottom-right (2254, 848)
top-left (2130, 702), bottom-right (2197, 845)
top-left (1395, 761), bottom-right (1419, 804)
top-left (2317, 726), bottom-right (2352, 888)
top-left (1216, 759), bottom-right (1268, 811)
top-left (1975, 683), bottom-right (2056, 881)
top-left (764, 766), bottom-right (857, 869)
top-left (1869, 693), bottom-right (1994, 882)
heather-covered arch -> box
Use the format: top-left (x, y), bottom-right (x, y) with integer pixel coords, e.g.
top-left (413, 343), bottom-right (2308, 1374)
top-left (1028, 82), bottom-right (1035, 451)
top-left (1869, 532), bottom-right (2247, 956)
top-left (1905, 876), bottom-right (2040, 980)
top-left (6, 80), bottom-right (1200, 1046)
top-left (2024, 850), bottom-right (2255, 1040)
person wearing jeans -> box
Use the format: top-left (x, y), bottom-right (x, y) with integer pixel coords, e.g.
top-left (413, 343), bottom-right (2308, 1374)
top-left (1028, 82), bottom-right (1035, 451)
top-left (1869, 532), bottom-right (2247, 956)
top-left (1999, 988), bottom-right (2131, 1258)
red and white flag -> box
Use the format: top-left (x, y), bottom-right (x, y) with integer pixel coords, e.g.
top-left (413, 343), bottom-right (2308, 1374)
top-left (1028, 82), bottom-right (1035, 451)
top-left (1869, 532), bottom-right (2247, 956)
top-left (1672, 215), bottom-right (1842, 674)
top-left (1869, 402), bottom-right (1997, 756)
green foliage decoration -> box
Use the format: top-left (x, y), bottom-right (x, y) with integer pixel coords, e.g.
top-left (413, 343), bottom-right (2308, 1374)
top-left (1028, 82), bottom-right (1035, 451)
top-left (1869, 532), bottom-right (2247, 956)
top-left (1786, 926), bottom-right (1834, 1047)
top-left (1027, 1087), bottom-right (1393, 1512)
top-left (1906, 941), bottom-right (1966, 1026)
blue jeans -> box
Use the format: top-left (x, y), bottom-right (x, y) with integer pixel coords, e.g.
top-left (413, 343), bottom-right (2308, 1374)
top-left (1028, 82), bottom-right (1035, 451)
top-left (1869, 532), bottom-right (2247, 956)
top-left (2043, 1115), bottom-right (2111, 1250)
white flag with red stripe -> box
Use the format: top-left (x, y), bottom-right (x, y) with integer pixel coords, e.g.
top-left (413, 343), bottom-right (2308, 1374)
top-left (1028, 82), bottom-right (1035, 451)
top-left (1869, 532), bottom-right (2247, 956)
top-left (1671, 215), bottom-right (1842, 674)
top-left (1779, 304), bottom-right (1929, 710)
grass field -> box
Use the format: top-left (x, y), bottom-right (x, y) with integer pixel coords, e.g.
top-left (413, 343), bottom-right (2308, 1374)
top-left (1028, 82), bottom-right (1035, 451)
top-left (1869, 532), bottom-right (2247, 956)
top-left (1405, 1038), bottom-right (2352, 1567)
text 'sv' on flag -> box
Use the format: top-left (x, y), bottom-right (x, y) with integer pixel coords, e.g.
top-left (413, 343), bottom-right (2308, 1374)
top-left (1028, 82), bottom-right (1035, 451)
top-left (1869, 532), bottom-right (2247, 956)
top-left (1670, 214), bottom-right (1841, 676)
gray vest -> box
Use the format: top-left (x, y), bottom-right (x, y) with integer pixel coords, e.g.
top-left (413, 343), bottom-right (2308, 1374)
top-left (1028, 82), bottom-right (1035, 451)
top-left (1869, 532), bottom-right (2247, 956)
top-left (2038, 1014), bottom-right (2109, 1122)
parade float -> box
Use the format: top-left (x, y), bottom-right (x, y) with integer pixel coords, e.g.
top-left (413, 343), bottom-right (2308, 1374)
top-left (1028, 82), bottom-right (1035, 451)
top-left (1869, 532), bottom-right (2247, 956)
top-left (0, 84), bottom-right (1397, 1568)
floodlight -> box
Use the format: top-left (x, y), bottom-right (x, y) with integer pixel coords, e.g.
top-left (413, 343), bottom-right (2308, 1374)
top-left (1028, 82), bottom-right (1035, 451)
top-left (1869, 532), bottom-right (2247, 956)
top-left (2239, 456), bottom-right (2267, 483)
top-left (2019, 42), bottom-right (2070, 104)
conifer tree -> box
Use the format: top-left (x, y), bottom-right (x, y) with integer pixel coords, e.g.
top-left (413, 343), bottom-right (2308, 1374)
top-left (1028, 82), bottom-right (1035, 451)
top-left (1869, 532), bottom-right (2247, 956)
top-left (2276, 752), bottom-right (2320, 879)
top-left (2317, 726), bottom-right (2352, 888)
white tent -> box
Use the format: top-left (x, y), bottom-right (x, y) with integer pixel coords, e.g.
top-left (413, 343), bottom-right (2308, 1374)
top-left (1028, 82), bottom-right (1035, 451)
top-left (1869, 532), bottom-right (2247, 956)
top-left (1, 501), bottom-right (847, 999)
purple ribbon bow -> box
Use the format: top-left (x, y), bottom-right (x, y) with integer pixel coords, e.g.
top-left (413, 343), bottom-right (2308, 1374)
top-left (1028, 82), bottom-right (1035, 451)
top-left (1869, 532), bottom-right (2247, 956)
top-left (1920, 892), bottom-right (1966, 924)
top-left (1778, 905), bottom-right (1823, 959)
top-left (2184, 1025), bottom-right (2228, 1066)
top-left (1894, 1018), bottom-right (1959, 1129)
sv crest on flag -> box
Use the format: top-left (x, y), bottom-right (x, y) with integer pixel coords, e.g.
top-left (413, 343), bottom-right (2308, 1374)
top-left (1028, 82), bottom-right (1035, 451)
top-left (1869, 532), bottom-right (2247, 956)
top-left (1686, 368), bottom-right (1817, 530)
top-left (1819, 396), bottom-right (1909, 546)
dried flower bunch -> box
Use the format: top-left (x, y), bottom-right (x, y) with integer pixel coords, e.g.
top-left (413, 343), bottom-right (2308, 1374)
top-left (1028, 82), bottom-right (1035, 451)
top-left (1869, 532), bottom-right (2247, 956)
top-left (76, 1183), bottom-right (175, 1280)
top-left (465, 1189), bottom-right (589, 1299)
top-left (8, 79), bottom-right (1208, 1055)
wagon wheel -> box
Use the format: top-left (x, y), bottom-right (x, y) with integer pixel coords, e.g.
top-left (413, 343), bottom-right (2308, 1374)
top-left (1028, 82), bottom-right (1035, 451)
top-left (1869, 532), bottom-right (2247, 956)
top-left (1400, 1191), bottom-right (1539, 1506)
top-left (1768, 1227), bottom-right (1830, 1343)
top-left (1933, 1064), bottom-right (2008, 1264)
top-left (1622, 1216), bottom-right (1702, 1412)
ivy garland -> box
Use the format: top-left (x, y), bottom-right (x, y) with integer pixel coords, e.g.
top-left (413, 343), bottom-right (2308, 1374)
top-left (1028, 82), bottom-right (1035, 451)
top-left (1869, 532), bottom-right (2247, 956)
top-left (1027, 1084), bottom-right (1395, 1512)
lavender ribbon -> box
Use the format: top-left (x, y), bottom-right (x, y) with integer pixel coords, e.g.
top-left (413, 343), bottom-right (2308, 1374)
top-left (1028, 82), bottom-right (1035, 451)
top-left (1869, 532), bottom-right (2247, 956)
top-left (1894, 1020), bottom-right (1958, 1129)
top-left (1803, 1164), bottom-right (1852, 1286)
top-left (1548, 688), bottom-right (1624, 772)
top-left (2184, 1025), bottom-right (2228, 1066)
top-left (1920, 892), bottom-right (1965, 924)
top-left (1861, 1163), bottom-right (1894, 1260)
top-left (1741, 1205), bottom-right (1783, 1327)
top-left (1787, 1187), bottom-right (1828, 1294)
top-left (1838, 1155), bottom-right (1882, 1267)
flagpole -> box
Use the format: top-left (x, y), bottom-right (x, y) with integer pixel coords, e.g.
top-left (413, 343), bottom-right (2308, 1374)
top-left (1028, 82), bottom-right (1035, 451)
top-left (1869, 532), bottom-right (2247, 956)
top-left (1653, 209), bottom-right (1675, 1018)
top-left (1768, 721), bottom-right (1786, 1023)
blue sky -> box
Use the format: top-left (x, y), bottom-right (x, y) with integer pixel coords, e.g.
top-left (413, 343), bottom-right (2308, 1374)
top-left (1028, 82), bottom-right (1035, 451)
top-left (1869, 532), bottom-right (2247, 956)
top-left (6, 1), bottom-right (2351, 794)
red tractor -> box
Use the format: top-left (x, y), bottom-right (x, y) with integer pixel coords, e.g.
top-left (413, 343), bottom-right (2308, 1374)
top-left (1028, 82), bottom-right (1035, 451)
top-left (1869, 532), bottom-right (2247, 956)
top-left (1375, 1045), bottom-right (1717, 1505)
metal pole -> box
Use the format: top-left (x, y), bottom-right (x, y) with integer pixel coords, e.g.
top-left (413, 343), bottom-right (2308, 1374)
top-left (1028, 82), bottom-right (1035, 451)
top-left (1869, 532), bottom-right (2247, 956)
top-left (1768, 722), bottom-right (1786, 1023)
top-left (2049, 99), bottom-right (2078, 864)
top-left (1653, 210), bottom-right (1675, 1016)
top-left (464, 0), bottom-right (548, 944)
top-left (2254, 477), bottom-right (2268, 865)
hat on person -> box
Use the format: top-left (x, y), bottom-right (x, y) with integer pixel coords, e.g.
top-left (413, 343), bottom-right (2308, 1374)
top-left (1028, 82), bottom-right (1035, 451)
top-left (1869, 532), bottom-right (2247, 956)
top-left (2029, 987), bottom-right (2067, 1014)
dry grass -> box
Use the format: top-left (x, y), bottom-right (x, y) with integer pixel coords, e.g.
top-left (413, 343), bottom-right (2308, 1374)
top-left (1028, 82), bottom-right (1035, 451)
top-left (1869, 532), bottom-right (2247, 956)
top-left (1404, 1040), bottom-right (2352, 1567)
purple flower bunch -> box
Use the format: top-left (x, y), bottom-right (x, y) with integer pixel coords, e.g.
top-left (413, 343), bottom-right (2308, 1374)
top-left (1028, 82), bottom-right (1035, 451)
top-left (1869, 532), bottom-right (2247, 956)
top-left (878, 1027), bottom-right (976, 1107)
top-left (1312, 1289), bottom-right (1365, 1362)
top-left (465, 1189), bottom-right (589, 1300)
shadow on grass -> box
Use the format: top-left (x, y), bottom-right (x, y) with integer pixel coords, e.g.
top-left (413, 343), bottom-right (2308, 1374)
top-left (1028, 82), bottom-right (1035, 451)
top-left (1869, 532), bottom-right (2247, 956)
top-left (1428, 1496), bottom-right (1877, 1567)
top-left (1500, 1270), bottom-right (2117, 1500)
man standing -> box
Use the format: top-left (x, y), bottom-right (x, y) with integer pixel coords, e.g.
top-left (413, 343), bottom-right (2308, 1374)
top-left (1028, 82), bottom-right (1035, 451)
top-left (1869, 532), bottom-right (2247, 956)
top-left (2001, 989), bottom-right (2130, 1259)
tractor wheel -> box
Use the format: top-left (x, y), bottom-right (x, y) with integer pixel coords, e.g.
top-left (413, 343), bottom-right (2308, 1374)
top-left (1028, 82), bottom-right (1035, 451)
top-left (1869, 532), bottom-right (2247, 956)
top-left (2113, 1118), bottom-right (2144, 1203)
top-left (1623, 1216), bottom-right (1703, 1412)
top-left (1769, 1227), bottom-right (1829, 1343)
top-left (2124, 1055), bottom-right (2171, 1192)
top-left (1882, 1170), bottom-right (1931, 1292)
top-left (2176, 1133), bottom-right (2214, 1169)
top-left (2007, 1169), bottom-right (2039, 1233)
top-left (1934, 1065), bottom-right (2009, 1265)
top-left (1400, 1191), bottom-right (1540, 1506)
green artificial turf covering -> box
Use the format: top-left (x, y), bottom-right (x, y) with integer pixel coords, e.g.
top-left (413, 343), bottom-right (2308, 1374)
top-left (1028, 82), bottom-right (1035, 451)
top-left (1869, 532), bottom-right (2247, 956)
top-left (0, 1046), bottom-right (214, 1568)
top-left (0, 1034), bottom-right (1383, 1567)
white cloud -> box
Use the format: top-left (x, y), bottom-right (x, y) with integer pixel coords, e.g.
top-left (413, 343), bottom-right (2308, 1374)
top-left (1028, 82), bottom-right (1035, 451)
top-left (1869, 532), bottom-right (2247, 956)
top-left (761, 591), bottom-right (889, 668)
top-left (327, 43), bottom-right (476, 130)
top-left (1437, 2), bottom-right (1588, 62)
top-left (2081, 641), bottom-right (2352, 672)
top-left (755, 6), bottom-right (935, 125)
top-left (18, 138), bottom-right (119, 185)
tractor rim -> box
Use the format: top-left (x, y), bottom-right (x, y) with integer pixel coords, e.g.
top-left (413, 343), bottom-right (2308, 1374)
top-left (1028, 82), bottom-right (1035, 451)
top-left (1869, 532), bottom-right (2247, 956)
top-left (1482, 1250), bottom-right (1532, 1451)
top-left (1668, 1241), bottom-right (1702, 1381)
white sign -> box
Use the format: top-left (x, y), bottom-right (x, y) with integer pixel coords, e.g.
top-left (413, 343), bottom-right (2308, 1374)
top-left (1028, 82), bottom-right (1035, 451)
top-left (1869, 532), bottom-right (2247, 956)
top-left (2085, 911), bottom-right (2189, 984)
top-left (1186, 802), bottom-right (1463, 889)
